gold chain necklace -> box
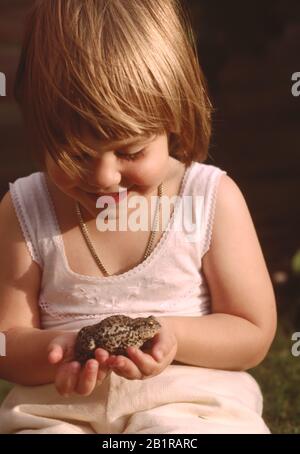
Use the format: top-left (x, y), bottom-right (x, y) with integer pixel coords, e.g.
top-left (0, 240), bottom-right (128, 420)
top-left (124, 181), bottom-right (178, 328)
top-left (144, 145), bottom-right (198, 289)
top-left (75, 183), bottom-right (164, 277)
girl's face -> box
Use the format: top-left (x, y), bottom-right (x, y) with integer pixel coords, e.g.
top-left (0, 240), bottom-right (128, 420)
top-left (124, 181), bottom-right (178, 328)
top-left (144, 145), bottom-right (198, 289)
top-left (45, 132), bottom-right (171, 218)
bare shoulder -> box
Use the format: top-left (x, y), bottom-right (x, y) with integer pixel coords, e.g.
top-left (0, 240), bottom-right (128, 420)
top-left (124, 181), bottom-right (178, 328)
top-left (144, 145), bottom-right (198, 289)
top-left (0, 190), bottom-right (41, 331)
top-left (202, 174), bottom-right (277, 341)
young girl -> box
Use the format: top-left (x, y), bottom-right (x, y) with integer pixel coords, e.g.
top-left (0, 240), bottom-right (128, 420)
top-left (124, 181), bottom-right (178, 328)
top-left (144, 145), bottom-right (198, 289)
top-left (0, 0), bottom-right (277, 434)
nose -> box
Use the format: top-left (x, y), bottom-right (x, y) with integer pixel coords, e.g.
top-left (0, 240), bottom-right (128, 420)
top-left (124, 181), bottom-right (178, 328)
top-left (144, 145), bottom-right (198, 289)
top-left (88, 152), bottom-right (122, 192)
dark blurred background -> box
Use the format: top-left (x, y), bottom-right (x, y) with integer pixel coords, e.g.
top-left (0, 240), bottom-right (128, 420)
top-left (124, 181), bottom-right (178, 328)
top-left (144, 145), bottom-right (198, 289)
top-left (0, 0), bottom-right (300, 433)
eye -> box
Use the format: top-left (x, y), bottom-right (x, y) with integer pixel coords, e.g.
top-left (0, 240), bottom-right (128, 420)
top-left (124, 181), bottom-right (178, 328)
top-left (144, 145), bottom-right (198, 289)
top-left (117, 149), bottom-right (145, 161)
top-left (72, 153), bottom-right (93, 163)
top-left (72, 149), bottom-right (145, 163)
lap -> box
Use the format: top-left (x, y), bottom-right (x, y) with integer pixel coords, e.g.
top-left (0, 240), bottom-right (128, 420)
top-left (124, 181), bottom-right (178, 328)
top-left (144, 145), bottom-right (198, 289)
top-left (0, 365), bottom-right (270, 434)
top-left (122, 401), bottom-right (271, 434)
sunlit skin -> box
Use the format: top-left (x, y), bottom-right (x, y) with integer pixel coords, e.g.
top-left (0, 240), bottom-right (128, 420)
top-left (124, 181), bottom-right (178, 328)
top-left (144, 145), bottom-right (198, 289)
top-left (47, 318), bottom-right (177, 396)
top-left (45, 132), bottom-right (173, 222)
top-left (45, 132), bottom-right (179, 396)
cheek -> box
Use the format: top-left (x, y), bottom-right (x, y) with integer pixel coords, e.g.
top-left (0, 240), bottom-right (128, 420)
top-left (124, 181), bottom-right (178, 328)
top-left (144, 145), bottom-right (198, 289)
top-left (129, 165), bottom-right (161, 187)
top-left (132, 152), bottom-right (168, 184)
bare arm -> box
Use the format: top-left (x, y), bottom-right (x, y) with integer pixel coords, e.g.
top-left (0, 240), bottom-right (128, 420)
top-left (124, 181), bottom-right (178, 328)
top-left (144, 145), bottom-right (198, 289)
top-left (0, 190), bottom-right (109, 394)
top-left (168, 175), bottom-right (277, 371)
top-left (1, 327), bottom-right (67, 385)
top-left (0, 190), bottom-right (64, 385)
top-left (0, 190), bottom-right (103, 392)
top-left (167, 314), bottom-right (267, 370)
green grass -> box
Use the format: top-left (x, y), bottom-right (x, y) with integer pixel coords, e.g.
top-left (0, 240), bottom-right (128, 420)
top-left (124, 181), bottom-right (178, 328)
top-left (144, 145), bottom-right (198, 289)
top-left (251, 318), bottom-right (300, 434)
top-left (0, 379), bottom-right (13, 403)
top-left (0, 318), bottom-right (299, 433)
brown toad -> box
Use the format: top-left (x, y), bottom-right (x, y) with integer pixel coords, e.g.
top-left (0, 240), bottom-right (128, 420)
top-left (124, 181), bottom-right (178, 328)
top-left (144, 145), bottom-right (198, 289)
top-left (74, 315), bottom-right (161, 364)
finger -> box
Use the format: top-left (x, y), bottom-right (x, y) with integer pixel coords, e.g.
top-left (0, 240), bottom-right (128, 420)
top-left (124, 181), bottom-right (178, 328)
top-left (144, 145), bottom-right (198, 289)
top-left (48, 344), bottom-right (64, 364)
top-left (55, 362), bottom-right (78, 396)
top-left (126, 348), bottom-right (157, 376)
top-left (152, 348), bottom-right (163, 363)
top-left (97, 367), bottom-right (109, 382)
top-left (94, 349), bottom-right (110, 382)
top-left (149, 331), bottom-right (175, 362)
top-left (61, 362), bottom-right (81, 396)
top-left (75, 359), bottom-right (99, 396)
top-left (151, 341), bottom-right (165, 362)
top-left (94, 348), bottom-right (110, 364)
top-left (108, 355), bottom-right (144, 380)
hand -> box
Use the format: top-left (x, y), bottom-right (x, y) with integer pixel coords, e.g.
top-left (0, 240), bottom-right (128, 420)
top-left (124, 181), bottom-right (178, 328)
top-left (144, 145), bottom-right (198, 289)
top-left (47, 332), bottom-right (111, 397)
top-left (106, 317), bottom-right (178, 380)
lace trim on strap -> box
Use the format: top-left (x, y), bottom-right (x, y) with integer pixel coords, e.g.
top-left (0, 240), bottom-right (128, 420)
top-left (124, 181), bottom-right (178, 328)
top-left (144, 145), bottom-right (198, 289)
top-left (201, 170), bottom-right (227, 258)
top-left (40, 173), bottom-right (63, 239)
top-left (9, 181), bottom-right (43, 267)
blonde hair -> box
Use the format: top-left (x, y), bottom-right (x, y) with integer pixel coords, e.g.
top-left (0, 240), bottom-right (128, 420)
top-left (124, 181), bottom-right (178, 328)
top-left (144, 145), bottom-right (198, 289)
top-left (15, 0), bottom-right (213, 179)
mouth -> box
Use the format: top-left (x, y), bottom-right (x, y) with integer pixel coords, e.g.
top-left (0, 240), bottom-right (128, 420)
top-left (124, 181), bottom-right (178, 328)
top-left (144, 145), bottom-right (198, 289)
top-left (84, 187), bottom-right (128, 194)
top-left (84, 188), bottom-right (130, 204)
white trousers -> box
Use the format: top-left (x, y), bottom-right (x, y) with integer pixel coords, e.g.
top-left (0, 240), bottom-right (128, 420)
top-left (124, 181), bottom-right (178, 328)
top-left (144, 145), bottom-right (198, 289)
top-left (0, 365), bottom-right (270, 434)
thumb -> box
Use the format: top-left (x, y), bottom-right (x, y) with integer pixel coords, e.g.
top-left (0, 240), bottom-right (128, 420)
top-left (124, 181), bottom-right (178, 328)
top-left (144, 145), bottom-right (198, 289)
top-left (47, 338), bottom-right (66, 364)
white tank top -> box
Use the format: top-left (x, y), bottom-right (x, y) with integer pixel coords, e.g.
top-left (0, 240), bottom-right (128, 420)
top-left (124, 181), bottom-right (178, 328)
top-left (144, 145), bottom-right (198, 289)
top-left (9, 161), bottom-right (227, 331)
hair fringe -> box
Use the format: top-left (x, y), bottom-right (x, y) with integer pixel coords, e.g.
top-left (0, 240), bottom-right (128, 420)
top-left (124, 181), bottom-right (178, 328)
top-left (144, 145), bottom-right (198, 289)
top-left (15, 0), bottom-right (213, 178)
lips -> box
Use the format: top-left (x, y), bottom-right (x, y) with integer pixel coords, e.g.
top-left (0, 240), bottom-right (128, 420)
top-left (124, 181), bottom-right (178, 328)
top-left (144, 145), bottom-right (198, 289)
top-left (100, 191), bottom-right (128, 202)
top-left (85, 189), bottom-right (128, 205)
top-left (85, 189), bottom-right (125, 194)
top-left (84, 185), bottom-right (130, 194)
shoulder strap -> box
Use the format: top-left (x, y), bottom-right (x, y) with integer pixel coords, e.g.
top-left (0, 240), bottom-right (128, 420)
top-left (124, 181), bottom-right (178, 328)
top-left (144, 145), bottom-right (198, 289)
top-left (181, 162), bottom-right (227, 258)
top-left (9, 172), bottom-right (59, 268)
